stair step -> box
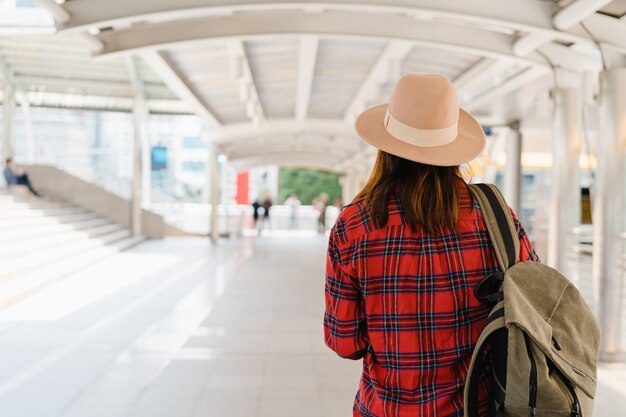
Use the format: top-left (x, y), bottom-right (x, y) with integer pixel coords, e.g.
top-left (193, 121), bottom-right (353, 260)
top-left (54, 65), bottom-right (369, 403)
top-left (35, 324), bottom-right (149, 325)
top-left (0, 194), bottom-right (63, 205)
top-left (0, 229), bottom-right (132, 279)
top-left (0, 218), bottom-right (111, 243)
top-left (0, 223), bottom-right (124, 260)
top-left (0, 212), bottom-right (99, 230)
top-left (0, 200), bottom-right (74, 211)
top-left (0, 206), bottom-right (85, 219)
top-left (0, 235), bottom-right (146, 309)
top-left (0, 191), bottom-right (149, 309)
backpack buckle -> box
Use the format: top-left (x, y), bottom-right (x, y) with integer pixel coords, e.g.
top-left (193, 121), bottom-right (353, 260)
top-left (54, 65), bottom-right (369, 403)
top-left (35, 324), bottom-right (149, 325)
top-left (475, 271), bottom-right (504, 303)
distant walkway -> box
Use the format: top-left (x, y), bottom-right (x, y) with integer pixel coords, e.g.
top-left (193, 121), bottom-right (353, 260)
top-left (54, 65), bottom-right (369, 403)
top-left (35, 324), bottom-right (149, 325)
top-left (0, 235), bottom-right (622, 416)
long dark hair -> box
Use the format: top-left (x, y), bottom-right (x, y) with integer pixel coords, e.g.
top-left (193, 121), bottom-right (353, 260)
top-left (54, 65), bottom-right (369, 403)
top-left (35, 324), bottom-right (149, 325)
top-left (356, 151), bottom-right (470, 234)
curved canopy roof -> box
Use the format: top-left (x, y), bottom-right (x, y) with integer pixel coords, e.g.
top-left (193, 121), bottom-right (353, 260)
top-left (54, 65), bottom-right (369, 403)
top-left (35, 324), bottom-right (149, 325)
top-left (2, 0), bottom-right (625, 172)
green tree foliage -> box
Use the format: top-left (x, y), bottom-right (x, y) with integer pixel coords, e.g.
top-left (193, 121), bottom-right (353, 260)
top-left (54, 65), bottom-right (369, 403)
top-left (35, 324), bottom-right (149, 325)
top-left (279, 167), bottom-right (343, 205)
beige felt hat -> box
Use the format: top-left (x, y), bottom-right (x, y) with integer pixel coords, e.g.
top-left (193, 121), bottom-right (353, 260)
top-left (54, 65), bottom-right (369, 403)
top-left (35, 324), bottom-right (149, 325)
top-left (355, 73), bottom-right (486, 166)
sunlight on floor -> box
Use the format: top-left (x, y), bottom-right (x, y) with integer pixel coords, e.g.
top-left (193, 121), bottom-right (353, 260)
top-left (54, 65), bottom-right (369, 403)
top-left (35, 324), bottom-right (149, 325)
top-left (0, 252), bottom-right (182, 322)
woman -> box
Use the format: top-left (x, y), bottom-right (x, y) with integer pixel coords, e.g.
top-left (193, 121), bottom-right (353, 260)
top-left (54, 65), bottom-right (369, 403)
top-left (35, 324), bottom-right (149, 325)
top-left (323, 74), bottom-right (538, 417)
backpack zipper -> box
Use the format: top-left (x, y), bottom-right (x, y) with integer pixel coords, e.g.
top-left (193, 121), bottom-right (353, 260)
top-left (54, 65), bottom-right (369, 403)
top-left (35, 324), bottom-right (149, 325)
top-left (553, 366), bottom-right (582, 417)
top-left (523, 333), bottom-right (538, 417)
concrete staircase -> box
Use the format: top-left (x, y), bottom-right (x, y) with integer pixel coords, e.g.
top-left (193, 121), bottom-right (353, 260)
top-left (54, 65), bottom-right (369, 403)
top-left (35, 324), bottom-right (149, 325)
top-left (0, 190), bottom-right (145, 308)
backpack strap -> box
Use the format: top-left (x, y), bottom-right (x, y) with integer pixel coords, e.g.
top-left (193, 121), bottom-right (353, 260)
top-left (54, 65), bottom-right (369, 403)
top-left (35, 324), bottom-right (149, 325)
top-left (469, 184), bottom-right (520, 271)
top-left (464, 301), bottom-right (506, 417)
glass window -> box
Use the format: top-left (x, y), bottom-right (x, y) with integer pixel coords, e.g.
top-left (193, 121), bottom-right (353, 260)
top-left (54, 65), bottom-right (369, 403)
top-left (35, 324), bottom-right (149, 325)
top-left (16, 0), bottom-right (36, 7)
top-left (182, 136), bottom-right (206, 149)
top-left (181, 161), bottom-right (205, 172)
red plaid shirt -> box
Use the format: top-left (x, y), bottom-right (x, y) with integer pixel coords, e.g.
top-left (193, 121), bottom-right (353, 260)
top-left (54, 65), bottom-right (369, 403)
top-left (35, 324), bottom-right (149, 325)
top-left (324, 185), bottom-right (538, 417)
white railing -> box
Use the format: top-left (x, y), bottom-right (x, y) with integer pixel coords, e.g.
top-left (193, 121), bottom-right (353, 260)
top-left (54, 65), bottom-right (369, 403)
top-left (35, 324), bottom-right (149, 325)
top-left (32, 151), bottom-right (132, 199)
top-left (149, 203), bottom-right (340, 236)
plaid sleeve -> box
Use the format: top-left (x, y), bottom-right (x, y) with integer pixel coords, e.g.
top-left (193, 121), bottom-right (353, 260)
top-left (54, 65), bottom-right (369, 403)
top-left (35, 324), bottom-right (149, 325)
top-left (323, 228), bottom-right (369, 360)
top-left (510, 208), bottom-right (540, 262)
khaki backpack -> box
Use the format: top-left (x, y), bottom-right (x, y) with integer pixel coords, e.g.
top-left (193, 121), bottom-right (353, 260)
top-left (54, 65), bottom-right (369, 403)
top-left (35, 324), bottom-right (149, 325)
top-left (464, 184), bottom-right (601, 417)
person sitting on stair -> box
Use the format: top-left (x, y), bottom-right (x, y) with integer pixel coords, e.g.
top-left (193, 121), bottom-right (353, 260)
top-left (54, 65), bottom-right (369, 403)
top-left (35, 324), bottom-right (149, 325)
top-left (3, 158), bottom-right (42, 197)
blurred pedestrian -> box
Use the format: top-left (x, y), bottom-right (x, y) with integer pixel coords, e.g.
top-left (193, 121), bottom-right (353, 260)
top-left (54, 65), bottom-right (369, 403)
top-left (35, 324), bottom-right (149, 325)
top-left (260, 192), bottom-right (273, 232)
top-left (285, 193), bottom-right (301, 229)
top-left (316, 192), bottom-right (329, 234)
top-left (252, 199), bottom-right (261, 225)
top-left (3, 158), bottom-right (42, 197)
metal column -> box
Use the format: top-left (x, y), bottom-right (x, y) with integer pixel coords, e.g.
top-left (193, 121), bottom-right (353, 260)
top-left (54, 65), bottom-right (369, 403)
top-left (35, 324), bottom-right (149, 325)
top-left (548, 87), bottom-right (582, 274)
top-left (209, 142), bottom-right (220, 243)
top-left (503, 123), bottom-right (522, 215)
top-left (2, 83), bottom-right (15, 163)
top-left (593, 68), bottom-right (626, 362)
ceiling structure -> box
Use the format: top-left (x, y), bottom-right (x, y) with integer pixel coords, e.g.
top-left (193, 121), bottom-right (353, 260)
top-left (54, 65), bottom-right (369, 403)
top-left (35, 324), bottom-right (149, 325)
top-left (3, 0), bottom-right (626, 172)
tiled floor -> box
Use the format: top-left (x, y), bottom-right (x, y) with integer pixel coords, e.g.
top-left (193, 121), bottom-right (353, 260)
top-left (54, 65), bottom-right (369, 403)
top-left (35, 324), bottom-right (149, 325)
top-left (0, 235), bottom-right (623, 416)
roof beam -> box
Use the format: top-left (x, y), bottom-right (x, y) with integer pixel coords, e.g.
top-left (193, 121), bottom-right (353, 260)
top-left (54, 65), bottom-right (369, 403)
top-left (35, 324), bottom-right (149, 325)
top-left (229, 151), bottom-right (345, 172)
top-left (453, 58), bottom-right (506, 105)
top-left (228, 40), bottom-right (265, 123)
top-left (19, 93), bottom-right (189, 115)
top-left (12, 75), bottom-right (132, 92)
top-left (513, 0), bottom-right (613, 56)
top-left (226, 140), bottom-right (358, 158)
top-left (213, 119), bottom-right (357, 144)
top-left (553, 0), bottom-right (613, 30)
top-left (295, 36), bottom-right (319, 121)
top-left (32, 0), bottom-right (71, 25)
top-left (57, 0), bottom-right (626, 53)
top-left (92, 11), bottom-right (600, 73)
top-left (344, 41), bottom-right (412, 122)
top-left (568, 12), bottom-right (626, 56)
top-left (8, 61), bottom-right (128, 76)
top-left (57, 0), bottom-right (558, 35)
top-left (464, 66), bottom-right (548, 110)
top-left (126, 55), bottom-right (147, 101)
top-left (140, 51), bottom-right (221, 126)
top-left (453, 58), bottom-right (498, 92)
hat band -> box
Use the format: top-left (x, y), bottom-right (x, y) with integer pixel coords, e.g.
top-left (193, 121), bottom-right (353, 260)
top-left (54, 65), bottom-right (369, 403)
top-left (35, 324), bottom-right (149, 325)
top-left (384, 106), bottom-right (457, 147)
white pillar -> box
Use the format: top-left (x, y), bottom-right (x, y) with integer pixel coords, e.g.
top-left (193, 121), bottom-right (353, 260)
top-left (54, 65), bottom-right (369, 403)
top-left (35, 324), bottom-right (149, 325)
top-left (209, 142), bottom-right (220, 243)
top-left (126, 55), bottom-right (151, 211)
top-left (548, 87), bottom-right (582, 273)
top-left (220, 158), bottom-right (231, 234)
top-left (593, 68), bottom-right (626, 362)
top-left (201, 131), bottom-right (211, 204)
top-left (16, 92), bottom-right (35, 164)
top-left (503, 123), bottom-right (522, 214)
top-left (2, 83), bottom-right (15, 164)
top-left (130, 95), bottom-right (148, 237)
top-left (341, 171), bottom-right (356, 205)
top-left (141, 129), bottom-right (151, 207)
top-left (353, 170), bottom-right (366, 199)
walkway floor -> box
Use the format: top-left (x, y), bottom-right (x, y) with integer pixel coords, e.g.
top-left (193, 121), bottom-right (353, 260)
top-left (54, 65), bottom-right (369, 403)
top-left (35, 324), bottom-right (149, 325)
top-left (0, 235), bottom-right (623, 416)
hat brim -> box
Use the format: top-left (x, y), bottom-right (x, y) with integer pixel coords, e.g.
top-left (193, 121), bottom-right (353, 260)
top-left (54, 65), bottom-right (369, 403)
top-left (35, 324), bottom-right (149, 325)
top-left (354, 104), bottom-right (486, 166)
